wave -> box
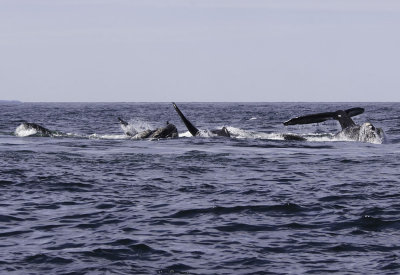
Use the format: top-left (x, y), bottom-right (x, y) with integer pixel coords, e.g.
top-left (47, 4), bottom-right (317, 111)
top-left (24, 253), bottom-right (73, 264)
top-left (169, 203), bottom-right (305, 218)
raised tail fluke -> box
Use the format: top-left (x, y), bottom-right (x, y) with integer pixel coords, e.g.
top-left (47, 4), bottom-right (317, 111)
top-left (283, 111), bottom-right (336, 126)
top-left (283, 107), bottom-right (365, 130)
top-left (172, 103), bottom-right (200, 136)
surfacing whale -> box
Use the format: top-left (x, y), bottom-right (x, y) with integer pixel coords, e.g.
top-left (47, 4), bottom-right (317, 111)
top-left (283, 107), bottom-right (385, 143)
top-left (172, 103), bottom-right (306, 141)
top-left (118, 117), bottom-right (178, 139)
top-left (15, 122), bottom-right (60, 137)
top-left (172, 103), bottom-right (231, 137)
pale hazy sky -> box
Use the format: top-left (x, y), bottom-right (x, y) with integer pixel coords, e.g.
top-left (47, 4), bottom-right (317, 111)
top-left (1, 0), bottom-right (400, 102)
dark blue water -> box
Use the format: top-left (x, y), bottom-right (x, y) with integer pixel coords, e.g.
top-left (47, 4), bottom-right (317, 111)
top-left (1, 102), bottom-right (400, 274)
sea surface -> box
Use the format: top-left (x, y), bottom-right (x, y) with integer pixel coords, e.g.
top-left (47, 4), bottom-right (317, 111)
top-left (1, 102), bottom-right (400, 274)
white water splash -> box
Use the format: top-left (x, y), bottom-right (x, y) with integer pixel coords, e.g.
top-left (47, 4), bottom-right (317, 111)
top-left (89, 134), bottom-right (129, 140)
top-left (120, 119), bottom-right (153, 136)
top-left (358, 123), bottom-right (385, 144)
top-left (197, 129), bottom-right (218, 137)
top-left (303, 133), bottom-right (336, 142)
top-left (179, 131), bottom-right (193, 138)
top-left (15, 124), bottom-right (37, 137)
top-left (330, 123), bottom-right (385, 144)
top-left (64, 132), bottom-right (85, 138)
top-left (178, 129), bottom-right (222, 138)
top-left (225, 126), bottom-right (284, 140)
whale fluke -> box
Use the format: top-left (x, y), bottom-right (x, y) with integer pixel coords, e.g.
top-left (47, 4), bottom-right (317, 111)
top-left (172, 103), bottom-right (200, 136)
top-left (283, 107), bottom-right (364, 130)
top-left (345, 107), bottom-right (365, 118)
top-left (283, 107), bottom-right (385, 143)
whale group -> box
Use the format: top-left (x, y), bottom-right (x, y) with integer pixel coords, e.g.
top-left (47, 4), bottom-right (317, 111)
top-left (16, 103), bottom-right (386, 143)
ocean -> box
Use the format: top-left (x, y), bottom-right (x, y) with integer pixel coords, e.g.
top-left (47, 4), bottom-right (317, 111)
top-left (1, 102), bottom-right (400, 274)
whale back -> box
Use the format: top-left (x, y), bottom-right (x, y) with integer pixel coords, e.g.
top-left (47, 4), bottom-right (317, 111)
top-left (22, 122), bottom-right (54, 136)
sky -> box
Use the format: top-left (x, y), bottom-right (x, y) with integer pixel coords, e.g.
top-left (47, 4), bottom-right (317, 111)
top-left (1, 0), bottom-right (400, 102)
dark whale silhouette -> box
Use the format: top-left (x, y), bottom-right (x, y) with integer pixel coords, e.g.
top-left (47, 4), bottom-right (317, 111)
top-left (283, 107), bottom-right (385, 143)
top-left (118, 117), bottom-right (178, 139)
top-left (16, 122), bottom-right (59, 137)
top-left (172, 103), bottom-right (230, 137)
top-left (172, 103), bottom-right (306, 141)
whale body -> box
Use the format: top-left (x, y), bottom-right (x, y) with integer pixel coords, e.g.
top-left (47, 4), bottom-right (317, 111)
top-left (283, 108), bottom-right (385, 144)
top-left (172, 103), bottom-right (231, 137)
top-left (15, 122), bottom-right (59, 137)
top-left (118, 117), bottom-right (178, 139)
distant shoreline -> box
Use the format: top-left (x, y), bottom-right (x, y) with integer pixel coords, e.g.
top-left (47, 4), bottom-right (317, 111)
top-left (0, 100), bottom-right (22, 103)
